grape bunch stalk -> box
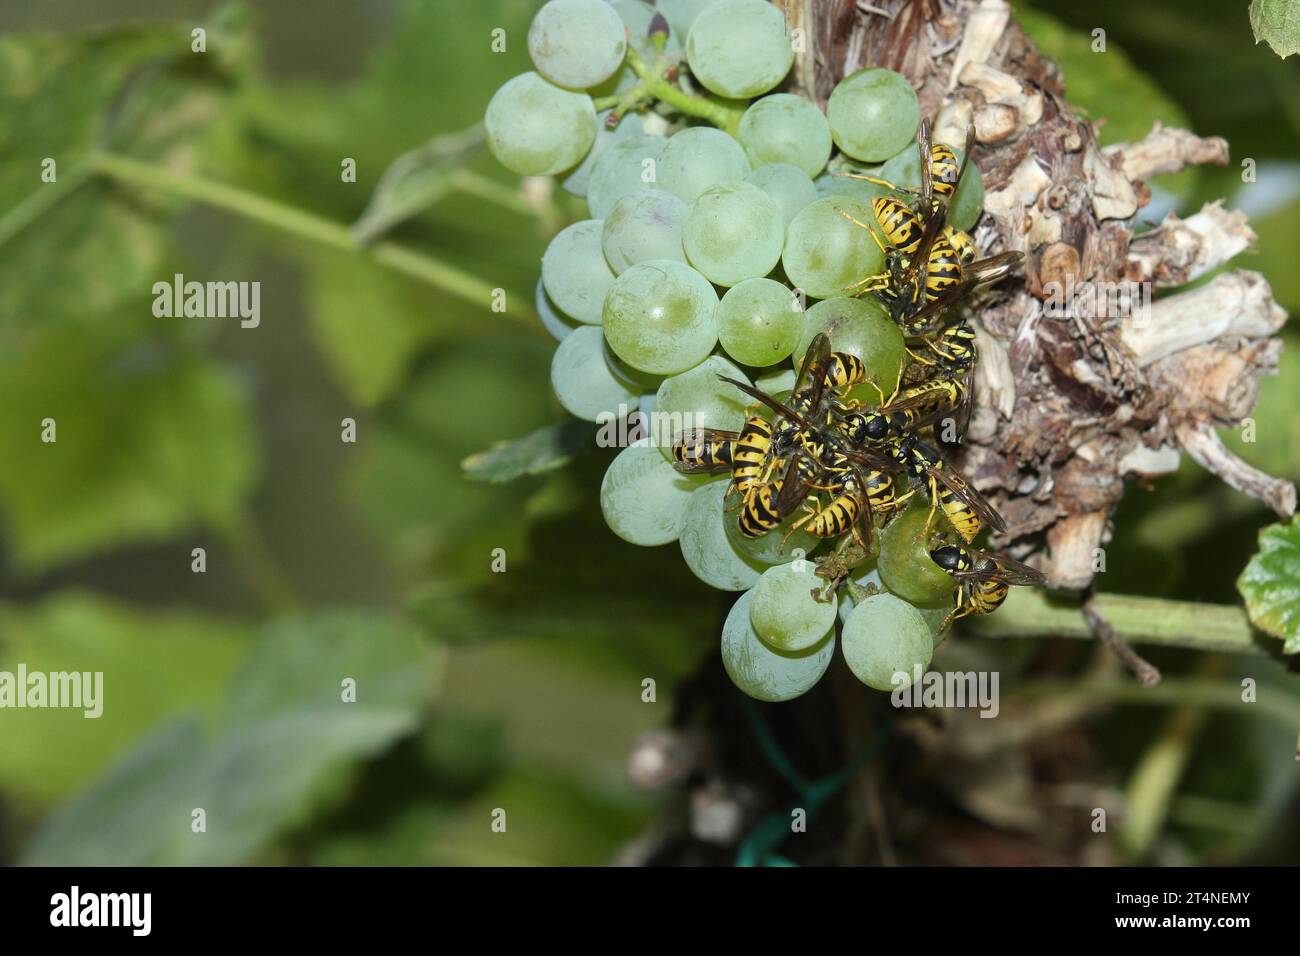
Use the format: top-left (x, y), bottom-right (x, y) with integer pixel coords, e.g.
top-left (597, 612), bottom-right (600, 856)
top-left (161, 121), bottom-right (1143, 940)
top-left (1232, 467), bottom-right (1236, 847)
top-left (484, 0), bottom-right (1040, 701)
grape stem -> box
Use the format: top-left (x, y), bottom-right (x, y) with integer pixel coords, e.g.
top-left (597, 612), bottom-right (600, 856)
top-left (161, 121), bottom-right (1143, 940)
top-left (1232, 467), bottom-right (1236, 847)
top-left (80, 151), bottom-right (541, 328)
top-left (967, 589), bottom-right (1269, 656)
top-left (601, 46), bottom-right (744, 136)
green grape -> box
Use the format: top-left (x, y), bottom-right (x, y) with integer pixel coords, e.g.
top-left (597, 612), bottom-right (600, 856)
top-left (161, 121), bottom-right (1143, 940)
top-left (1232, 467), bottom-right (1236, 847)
top-left (813, 167), bottom-right (890, 204)
top-left (876, 144), bottom-right (986, 233)
top-left (749, 561), bottom-right (838, 652)
top-left (535, 278), bottom-right (580, 341)
top-left (746, 163), bottom-right (818, 228)
top-left (657, 0), bottom-right (719, 38)
top-left (782, 196), bottom-right (885, 301)
top-left (587, 133), bottom-right (668, 219)
top-left (877, 500), bottom-right (957, 608)
top-left (601, 444), bottom-right (710, 546)
top-left (682, 181), bottom-right (784, 287)
top-left (528, 0), bottom-right (628, 90)
top-left (485, 73), bottom-right (598, 177)
top-left (541, 219), bottom-right (616, 325)
top-left (716, 277), bottom-right (803, 367)
top-left (722, 588), bottom-right (834, 701)
top-left (723, 504), bottom-right (818, 567)
top-left (679, 480), bottom-right (765, 591)
top-left (841, 593), bottom-right (932, 691)
top-left (657, 127), bottom-right (751, 204)
top-left (561, 109), bottom-right (643, 197)
top-left (796, 296), bottom-right (905, 403)
top-left (825, 68), bottom-right (919, 163)
top-left (602, 190), bottom-right (688, 274)
top-left (652, 354), bottom-right (750, 457)
top-left (603, 259), bottom-right (719, 374)
top-left (551, 326), bottom-right (640, 422)
top-left (738, 94), bottom-right (833, 178)
top-left (753, 365), bottom-right (795, 400)
top-left (686, 0), bottom-right (794, 99)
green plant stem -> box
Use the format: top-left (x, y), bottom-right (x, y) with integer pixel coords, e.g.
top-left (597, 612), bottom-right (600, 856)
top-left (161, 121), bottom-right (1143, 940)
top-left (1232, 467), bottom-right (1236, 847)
top-left (83, 151), bottom-right (537, 326)
top-left (622, 46), bottom-right (744, 135)
top-left (216, 511), bottom-right (302, 615)
top-left (0, 164), bottom-right (93, 249)
top-left (966, 589), bottom-right (1266, 655)
top-left (1008, 677), bottom-right (1300, 732)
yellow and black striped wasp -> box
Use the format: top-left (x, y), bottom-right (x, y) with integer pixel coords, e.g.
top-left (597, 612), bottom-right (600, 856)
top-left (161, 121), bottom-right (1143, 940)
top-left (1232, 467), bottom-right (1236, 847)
top-left (840, 432), bottom-right (1005, 544)
top-left (839, 120), bottom-right (1023, 332)
top-left (671, 334), bottom-right (859, 539)
top-left (929, 544), bottom-right (1046, 632)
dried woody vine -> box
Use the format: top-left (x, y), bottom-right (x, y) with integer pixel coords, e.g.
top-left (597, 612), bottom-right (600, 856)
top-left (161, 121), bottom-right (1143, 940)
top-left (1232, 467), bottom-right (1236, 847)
top-left (624, 0), bottom-right (1293, 864)
top-left (781, 0), bottom-right (1293, 589)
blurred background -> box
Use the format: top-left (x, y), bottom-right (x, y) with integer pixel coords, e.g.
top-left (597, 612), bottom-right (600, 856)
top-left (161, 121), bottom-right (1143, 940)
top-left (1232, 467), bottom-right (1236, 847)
top-left (0, 0), bottom-right (1297, 866)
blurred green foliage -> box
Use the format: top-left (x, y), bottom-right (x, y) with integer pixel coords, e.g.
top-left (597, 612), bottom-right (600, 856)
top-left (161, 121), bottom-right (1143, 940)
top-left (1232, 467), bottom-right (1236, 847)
top-left (0, 0), bottom-right (1295, 867)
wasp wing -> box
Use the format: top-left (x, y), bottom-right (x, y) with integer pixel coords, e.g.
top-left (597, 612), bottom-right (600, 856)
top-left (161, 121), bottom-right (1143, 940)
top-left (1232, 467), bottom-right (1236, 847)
top-left (951, 549), bottom-right (1046, 587)
top-left (793, 332), bottom-right (834, 417)
top-left (925, 457), bottom-right (1009, 534)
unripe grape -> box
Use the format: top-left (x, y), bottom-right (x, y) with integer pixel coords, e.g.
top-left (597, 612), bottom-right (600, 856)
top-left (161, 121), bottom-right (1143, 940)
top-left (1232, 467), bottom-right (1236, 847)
top-left (550, 326), bottom-right (640, 422)
top-left (782, 196), bottom-right (885, 301)
top-left (542, 219), bottom-right (615, 325)
top-left (686, 0), bottom-right (794, 99)
top-left (749, 561), bottom-right (838, 652)
top-left (658, 127), bottom-right (751, 204)
top-left (528, 0), bottom-right (628, 90)
top-left (601, 444), bottom-right (711, 546)
top-left (721, 588), bottom-right (834, 701)
top-left (680, 480), bottom-right (765, 590)
top-left (587, 134), bottom-right (668, 219)
top-left (602, 190), bottom-right (688, 274)
top-left (747, 163), bottom-right (818, 228)
top-left (738, 94), bottom-right (833, 178)
top-left (716, 277), bottom-right (803, 367)
top-left (841, 593), bottom-right (932, 691)
top-left (682, 181), bottom-right (784, 287)
top-left (603, 260), bottom-right (719, 374)
top-left (877, 501), bottom-right (957, 608)
top-left (826, 68), bottom-right (920, 163)
top-left (485, 72), bottom-right (597, 177)
top-left (796, 296), bottom-right (905, 403)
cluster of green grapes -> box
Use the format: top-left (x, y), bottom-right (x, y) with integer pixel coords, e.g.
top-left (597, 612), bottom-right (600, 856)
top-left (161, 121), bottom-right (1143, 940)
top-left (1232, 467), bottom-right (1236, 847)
top-left (485, 0), bottom-right (989, 701)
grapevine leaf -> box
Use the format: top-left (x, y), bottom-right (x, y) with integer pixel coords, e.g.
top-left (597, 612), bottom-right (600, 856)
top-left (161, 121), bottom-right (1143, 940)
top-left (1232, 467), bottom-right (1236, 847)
top-left (0, 9), bottom-right (251, 332)
top-left (24, 610), bottom-right (441, 866)
top-left (0, 322), bottom-right (258, 572)
top-left (1237, 517), bottom-right (1300, 653)
top-left (461, 420), bottom-right (594, 484)
top-left (351, 126), bottom-right (485, 243)
top-left (1250, 0), bottom-right (1300, 59)
top-left (0, 594), bottom-right (249, 804)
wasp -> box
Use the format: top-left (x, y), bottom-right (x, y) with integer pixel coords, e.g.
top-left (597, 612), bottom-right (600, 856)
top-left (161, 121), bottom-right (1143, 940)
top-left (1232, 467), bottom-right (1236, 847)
top-left (849, 433), bottom-right (1006, 544)
top-left (929, 544), bottom-right (1046, 632)
top-left (838, 121), bottom-right (1023, 331)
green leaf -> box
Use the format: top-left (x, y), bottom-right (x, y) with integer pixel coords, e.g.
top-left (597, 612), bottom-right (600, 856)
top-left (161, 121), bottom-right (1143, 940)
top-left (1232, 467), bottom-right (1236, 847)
top-left (462, 420), bottom-right (594, 484)
top-left (24, 610), bottom-right (441, 866)
top-left (0, 12), bottom-right (251, 333)
top-left (303, 250), bottom-right (450, 407)
top-left (0, 593), bottom-right (249, 805)
top-left (1014, 7), bottom-right (1191, 146)
top-left (351, 126), bottom-right (486, 243)
top-left (0, 324), bottom-right (258, 572)
top-left (1250, 0), bottom-right (1300, 58)
top-left (1237, 517), bottom-right (1300, 653)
